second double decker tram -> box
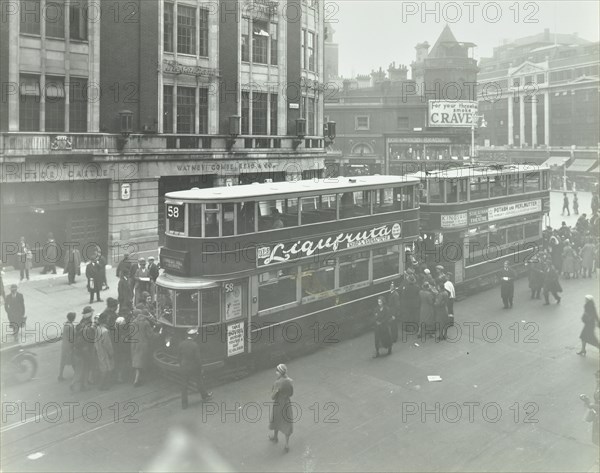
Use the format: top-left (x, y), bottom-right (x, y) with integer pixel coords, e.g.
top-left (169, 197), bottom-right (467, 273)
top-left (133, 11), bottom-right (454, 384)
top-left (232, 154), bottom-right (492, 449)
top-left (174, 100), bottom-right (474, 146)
top-left (411, 164), bottom-right (550, 294)
top-left (155, 176), bottom-right (420, 370)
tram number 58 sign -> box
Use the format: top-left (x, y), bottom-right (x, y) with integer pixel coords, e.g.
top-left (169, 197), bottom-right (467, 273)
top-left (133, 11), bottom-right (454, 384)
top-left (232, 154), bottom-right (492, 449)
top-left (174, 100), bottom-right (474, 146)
top-left (166, 204), bottom-right (184, 222)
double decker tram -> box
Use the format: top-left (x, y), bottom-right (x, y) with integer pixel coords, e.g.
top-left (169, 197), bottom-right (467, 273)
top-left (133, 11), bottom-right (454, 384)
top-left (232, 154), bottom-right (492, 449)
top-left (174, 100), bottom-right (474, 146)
top-left (155, 176), bottom-right (420, 372)
top-left (411, 164), bottom-right (551, 295)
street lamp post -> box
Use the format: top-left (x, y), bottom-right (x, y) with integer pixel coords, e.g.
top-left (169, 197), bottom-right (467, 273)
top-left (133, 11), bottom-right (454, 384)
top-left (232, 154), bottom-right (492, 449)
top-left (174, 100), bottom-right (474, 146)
top-left (470, 113), bottom-right (487, 158)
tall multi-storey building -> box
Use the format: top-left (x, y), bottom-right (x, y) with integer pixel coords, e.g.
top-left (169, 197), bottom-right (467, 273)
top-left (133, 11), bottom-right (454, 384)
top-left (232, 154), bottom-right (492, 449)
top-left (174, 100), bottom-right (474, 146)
top-left (0, 0), bottom-right (328, 266)
top-left (477, 29), bottom-right (599, 149)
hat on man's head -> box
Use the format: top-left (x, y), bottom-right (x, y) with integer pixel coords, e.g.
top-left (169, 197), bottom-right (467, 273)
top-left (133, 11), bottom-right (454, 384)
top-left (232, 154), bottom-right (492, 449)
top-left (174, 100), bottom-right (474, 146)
top-left (115, 317), bottom-right (126, 325)
top-left (10, 284), bottom-right (17, 289)
top-left (424, 269), bottom-right (431, 275)
top-left (187, 327), bottom-right (199, 336)
top-left (138, 257), bottom-right (146, 263)
top-left (148, 256), bottom-right (155, 261)
top-left (107, 297), bottom-right (118, 308)
top-left (276, 364), bottom-right (287, 376)
top-left (585, 295), bottom-right (594, 302)
top-left (82, 306), bottom-right (94, 316)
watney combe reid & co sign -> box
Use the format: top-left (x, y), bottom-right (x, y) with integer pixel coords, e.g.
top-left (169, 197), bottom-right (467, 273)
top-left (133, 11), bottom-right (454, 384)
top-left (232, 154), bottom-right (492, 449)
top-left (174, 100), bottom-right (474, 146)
top-left (257, 223), bottom-right (402, 267)
top-left (440, 199), bottom-right (543, 229)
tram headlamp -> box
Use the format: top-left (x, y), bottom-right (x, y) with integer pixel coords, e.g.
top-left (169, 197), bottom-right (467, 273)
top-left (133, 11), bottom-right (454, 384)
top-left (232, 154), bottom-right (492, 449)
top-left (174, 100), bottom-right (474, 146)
top-left (165, 336), bottom-right (171, 348)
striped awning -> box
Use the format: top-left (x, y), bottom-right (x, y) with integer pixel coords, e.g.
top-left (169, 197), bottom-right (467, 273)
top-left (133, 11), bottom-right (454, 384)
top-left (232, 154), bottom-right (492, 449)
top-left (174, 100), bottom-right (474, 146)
top-left (542, 156), bottom-right (569, 167)
top-left (567, 159), bottom-right (599, 173)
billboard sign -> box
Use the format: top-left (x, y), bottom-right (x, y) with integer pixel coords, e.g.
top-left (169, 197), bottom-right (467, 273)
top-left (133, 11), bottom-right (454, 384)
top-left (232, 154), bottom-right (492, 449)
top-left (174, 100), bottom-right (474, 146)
top-left (428, 101), bottom-right (478, 128)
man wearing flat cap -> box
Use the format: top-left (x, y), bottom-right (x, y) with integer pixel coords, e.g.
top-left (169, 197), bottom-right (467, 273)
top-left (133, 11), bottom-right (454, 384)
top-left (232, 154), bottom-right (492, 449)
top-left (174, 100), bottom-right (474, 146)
top-left (178, 328), bottom-right (212, 409)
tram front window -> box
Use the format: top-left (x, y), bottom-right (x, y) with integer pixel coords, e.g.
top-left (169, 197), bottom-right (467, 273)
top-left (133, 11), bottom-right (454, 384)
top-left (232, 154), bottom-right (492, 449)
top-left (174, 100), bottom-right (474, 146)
top-left (524, 172), bottom-right (540, 192)
top-left (157, 287), bottom-right (174, 323)
top-left (237, 201), bottom-right (255, 234)
top-left (509, 174), bottom-right (524, 195)
top-left (200, 287), bottom-right (220, 325)
top-left (429, 180), bottom-right (443, 203)
top-left (204, 204), bottom-right (219, 237)
top-left (175, 290), bottom-right (199, 326)
top-left (190, 204), bottom-right (203, 237)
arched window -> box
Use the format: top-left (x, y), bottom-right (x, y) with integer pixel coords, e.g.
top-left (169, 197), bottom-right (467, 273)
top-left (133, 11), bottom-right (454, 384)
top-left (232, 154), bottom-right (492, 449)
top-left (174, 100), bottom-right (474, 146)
top-left (351, 143), bottom-right (373, 155)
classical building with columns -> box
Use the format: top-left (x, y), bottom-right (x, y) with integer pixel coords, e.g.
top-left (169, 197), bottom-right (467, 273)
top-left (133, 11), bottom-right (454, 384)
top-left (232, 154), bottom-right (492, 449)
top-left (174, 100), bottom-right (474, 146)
top-left (0, 0), bottom-right (328, 267)
top-left (477, 29), bottom-right (599, 149)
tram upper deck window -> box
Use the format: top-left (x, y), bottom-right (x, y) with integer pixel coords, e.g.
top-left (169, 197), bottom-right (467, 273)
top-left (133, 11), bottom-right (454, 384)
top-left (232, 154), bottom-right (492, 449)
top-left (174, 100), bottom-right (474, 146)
top-left (469, 177), bottom-right (489, 201)
top-left (175, 290), bottom-right (199, 326)
top-left (258, 199), bottom-right (285, 231)
top-left (508, 174), bottom-right (524, 195)
top-left (445, 179), bottom-right (467, 203)
top-left (340, 191), bottom-right (371, 218)
top-left (524, 172), bottom-right (540, 192)
top-left (301, 195), bottom-right (336, 224)
top-left (401, 186), bottom-right (415, 209)
top-left (374, 188), bottom-right (402, 213)
top-left (284, 198), bottom-right (299, 226)
top-left (189, 204), bottom-right (203, 237)
top-left (301, 262), bottom-right (335, 297)
top-left (258, 269), bottom-right (297, 311)
top-left (222, 203), bottom-right (235, 236)
top-left (491, 176), bottom-right (508, 197)
top-left (237, 201), bottom-right (256, 234)
top-left (373, 244), bottom-right (401, 280)
top-left (339, 251), bottom-right (369, 287)
top-left (542, 171), bottom-right (549, 190)
top-left (166, 203), bottom-right (186, 234)
top-left (200, 287), bottom-right (221, 325)
top-left (204, 204), bottom-right (219, 237)
top-left (429, 180), bottom-right (444, 203)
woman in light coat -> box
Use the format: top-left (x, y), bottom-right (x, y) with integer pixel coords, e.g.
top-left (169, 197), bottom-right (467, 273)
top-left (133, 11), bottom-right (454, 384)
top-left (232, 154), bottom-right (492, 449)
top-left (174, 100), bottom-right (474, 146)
top-left (581, 238), bottom-right (596, 278)
top-left (130, 309), bottom-right (156, 386)
top-left (269, 364), bottom-right (294, 453)
top-left (95, 315), bottom-right (114, 390)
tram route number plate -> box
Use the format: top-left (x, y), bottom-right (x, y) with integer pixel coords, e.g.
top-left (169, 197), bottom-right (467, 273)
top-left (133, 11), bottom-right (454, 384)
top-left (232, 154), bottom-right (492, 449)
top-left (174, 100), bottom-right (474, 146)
top-left (166, 204), bottom-right (185, 222)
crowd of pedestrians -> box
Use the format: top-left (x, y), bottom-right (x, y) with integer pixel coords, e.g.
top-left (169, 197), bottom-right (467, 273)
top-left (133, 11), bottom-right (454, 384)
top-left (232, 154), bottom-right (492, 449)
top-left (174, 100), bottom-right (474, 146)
top-left (372, 258), bottom-right (456, 357)
top-left (58, 250), bottom-right (163, 392)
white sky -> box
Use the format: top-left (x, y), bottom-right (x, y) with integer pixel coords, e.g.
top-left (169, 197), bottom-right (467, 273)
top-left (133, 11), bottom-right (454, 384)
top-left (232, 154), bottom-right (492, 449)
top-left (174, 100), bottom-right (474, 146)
top-left (330, 0), bottom-right (600, 78)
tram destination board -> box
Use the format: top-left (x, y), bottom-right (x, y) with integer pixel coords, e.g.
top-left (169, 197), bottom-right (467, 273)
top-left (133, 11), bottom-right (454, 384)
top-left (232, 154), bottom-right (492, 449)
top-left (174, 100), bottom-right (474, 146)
top-left (159, 248), bottom-right (190, 276)
top-left (257, 222), bottom-right (402, 267)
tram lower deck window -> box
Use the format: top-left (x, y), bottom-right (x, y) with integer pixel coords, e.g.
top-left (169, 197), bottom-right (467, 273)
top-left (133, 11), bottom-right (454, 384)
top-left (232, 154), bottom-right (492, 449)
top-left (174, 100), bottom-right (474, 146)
top-left (525, 221), bottom-right (541, 238)
top-left (259, 270), bottom-right (297, 311)
top-left (302, 263), bottom-right (335, 296)
top-left (201, 287), bottom-right (221, 325)
top-left (175, 290), bottom-right (200, 326)
top-left (373, 245), bottom-right (400, 280)
top-left (339, 252), bottom-right (369, 286)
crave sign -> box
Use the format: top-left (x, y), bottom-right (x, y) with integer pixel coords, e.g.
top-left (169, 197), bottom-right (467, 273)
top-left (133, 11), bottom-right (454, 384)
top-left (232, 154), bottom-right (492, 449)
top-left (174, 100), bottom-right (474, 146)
top-left (257, 223), bottom-right (402, 267)
top-left (428, 101), bottom-right (478, 127)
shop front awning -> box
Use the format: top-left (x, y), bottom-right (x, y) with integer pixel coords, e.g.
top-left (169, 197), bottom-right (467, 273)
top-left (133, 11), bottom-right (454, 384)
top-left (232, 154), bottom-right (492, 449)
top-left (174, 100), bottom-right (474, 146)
top-left (567, 159), bottom-right (599, 173)
top-left (542, 156), bottom-right (570, 167)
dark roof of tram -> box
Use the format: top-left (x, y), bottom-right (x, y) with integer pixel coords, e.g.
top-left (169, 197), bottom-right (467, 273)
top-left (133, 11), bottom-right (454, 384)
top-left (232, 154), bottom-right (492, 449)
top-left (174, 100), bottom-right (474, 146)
top-left (165, 175), bottom-right (420, 202)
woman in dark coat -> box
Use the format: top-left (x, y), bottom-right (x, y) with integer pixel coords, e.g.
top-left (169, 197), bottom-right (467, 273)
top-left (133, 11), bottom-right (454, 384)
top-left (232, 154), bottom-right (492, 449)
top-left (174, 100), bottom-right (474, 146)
top-left (373, 296), bottom-right (392, 357)
top-left (269, 364), bottom-right (294, 453)
top-left (527, 261), bottom-right (544, 299)
top-left (418, 282), bottom-right (436, 338)
top-left (434, 283), bottom-right (449, 341)
top-left (577, 296), bottom-right (600, 356)
top-left (130, 309), bottom-right (157, 386)
top-left (543, 264), bottom-right (562, 305)
top-left (58, 312), bottom-right (76, 381)
top-left (402, 275), bottom-right (421, 333)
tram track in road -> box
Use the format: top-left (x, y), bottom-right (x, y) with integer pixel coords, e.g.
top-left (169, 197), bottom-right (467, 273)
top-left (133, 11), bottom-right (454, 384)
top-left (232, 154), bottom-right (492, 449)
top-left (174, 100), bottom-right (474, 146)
top-left (0, 383), bottom-right (181, 467)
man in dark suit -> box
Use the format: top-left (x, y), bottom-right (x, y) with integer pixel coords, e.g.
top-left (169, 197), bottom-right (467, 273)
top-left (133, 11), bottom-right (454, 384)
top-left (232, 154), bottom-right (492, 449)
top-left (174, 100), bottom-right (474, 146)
top-left (86, 259), bottom-right (103, 303)
top-left (5, 284), bottom-right (25, 342)
top-left (178, 328), bottom-right (212, 409)
top-left (499, 261), bottom-right (516, 309)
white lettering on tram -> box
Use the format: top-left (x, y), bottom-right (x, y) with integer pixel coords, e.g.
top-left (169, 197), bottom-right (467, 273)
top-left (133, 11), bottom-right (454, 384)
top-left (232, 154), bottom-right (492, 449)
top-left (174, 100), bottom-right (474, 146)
top-left (262, 225), bottom-right (397, 265)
